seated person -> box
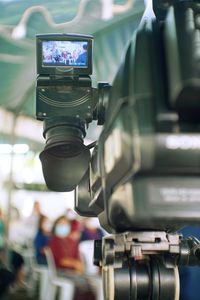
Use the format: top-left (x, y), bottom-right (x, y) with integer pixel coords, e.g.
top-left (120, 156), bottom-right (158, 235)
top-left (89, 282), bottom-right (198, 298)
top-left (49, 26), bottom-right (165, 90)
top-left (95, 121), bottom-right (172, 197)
top-left (80, 217), bottom-right (104, 242)
top-left (0, 207), bottom-right (25, 296)
top-left (0, 249), bottom-right (24, 296)
top-left (48, 215), bottom-right (83, 274)
top-left (76, 44), bottom-right (87, 65)
top-left (49, 216), bottom-right (99, 300)
top-left (34, 215), bottom-right (52, 265)
top-left (0, 267), bottom-right (15, 297)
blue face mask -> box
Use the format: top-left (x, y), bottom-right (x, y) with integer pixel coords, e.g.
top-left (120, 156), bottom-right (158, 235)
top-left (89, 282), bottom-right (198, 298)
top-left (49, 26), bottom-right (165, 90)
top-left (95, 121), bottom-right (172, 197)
top-left (55, 224), bottom-right (70, 238)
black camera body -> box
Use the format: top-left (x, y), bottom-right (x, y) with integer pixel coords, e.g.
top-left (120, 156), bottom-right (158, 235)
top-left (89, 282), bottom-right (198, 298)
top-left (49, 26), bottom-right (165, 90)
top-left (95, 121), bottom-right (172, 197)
top-left (36, 2), bottom-right (200, 299)
top-left (100, 2), bottom-right (200, 233)
top-left (75, 0), bottom-right (200, 234)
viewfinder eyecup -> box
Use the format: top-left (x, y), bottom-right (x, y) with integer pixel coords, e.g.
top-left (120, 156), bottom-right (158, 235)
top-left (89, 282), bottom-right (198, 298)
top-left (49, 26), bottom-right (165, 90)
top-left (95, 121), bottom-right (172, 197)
top-left (40, 117), bottom-right (91, 192)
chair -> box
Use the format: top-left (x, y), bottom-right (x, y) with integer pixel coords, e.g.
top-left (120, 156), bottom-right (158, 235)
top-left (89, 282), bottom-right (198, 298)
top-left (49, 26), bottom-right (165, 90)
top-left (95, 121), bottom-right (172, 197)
top-left (33, 265), bottom-right (49, 300)
top-left (79, 240), bottom-right (99, 275)
top-left (79, 240), bottom-right (104, 300)
top-left (23, 244), bottom-right (48, 300)
top-left (44, 248), bottom-right (75, 300)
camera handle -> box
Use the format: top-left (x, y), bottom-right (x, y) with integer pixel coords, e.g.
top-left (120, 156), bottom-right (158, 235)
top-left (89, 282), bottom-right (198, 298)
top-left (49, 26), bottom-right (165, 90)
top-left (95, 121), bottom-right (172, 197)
top-left (94, 231), bottom-right (200, 300)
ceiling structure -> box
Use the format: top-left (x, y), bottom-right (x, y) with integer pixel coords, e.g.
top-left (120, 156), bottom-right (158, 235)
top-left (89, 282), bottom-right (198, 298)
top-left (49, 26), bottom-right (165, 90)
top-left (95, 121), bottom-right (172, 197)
top-left (0, 0), bottom-right (145, 145)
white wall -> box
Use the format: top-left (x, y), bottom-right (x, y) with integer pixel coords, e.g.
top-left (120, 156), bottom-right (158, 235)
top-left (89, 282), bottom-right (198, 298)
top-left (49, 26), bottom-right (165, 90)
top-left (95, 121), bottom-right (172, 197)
top-left (0, 188), bottom-right (75, 221)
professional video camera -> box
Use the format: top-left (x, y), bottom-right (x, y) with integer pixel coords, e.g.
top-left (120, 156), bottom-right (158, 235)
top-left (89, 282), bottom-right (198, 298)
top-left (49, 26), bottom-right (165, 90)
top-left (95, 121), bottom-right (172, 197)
top-left (36, 0), bottom-right (200, 299)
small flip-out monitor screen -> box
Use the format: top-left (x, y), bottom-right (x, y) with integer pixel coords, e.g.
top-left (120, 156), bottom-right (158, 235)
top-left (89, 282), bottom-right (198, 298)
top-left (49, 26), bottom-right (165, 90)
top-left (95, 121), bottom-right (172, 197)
top-left (42, 40), bottom-right (88, 68)
top-left (37, 34), bottom-right (93, 75)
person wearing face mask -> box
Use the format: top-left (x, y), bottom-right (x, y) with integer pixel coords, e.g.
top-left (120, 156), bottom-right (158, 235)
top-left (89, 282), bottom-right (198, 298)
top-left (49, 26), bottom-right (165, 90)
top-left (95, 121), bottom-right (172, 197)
top-left (34, 215), bottom-right (52, 265)
top-left (48, 216), bottom-right (83, 274)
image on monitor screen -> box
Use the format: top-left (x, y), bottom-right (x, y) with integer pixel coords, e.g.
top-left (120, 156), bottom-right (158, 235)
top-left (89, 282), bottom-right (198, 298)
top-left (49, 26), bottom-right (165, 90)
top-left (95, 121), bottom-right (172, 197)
top-left (42, 41), bottom-right (88, 67)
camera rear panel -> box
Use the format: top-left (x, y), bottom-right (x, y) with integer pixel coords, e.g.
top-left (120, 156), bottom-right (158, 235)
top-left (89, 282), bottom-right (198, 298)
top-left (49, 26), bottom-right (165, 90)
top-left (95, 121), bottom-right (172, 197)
top-left (108, 175), bottom-right (200, 232)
